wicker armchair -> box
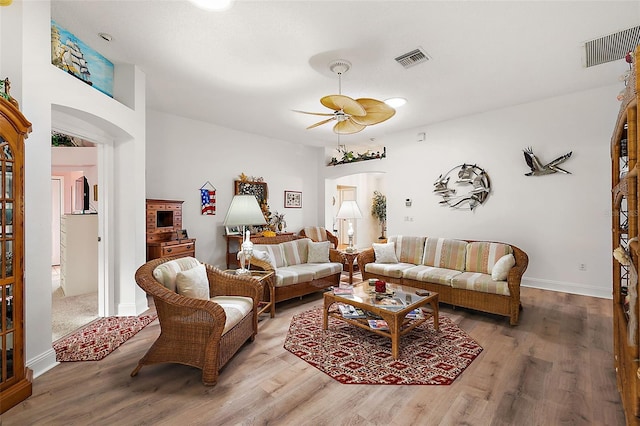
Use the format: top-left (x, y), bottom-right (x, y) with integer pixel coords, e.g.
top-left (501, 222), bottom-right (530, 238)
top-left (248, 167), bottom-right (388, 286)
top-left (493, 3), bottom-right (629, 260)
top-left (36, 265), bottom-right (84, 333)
top-left (131, 256), bottom-right (263, 385)
top-left (299, 227), bottom-right (339, 249)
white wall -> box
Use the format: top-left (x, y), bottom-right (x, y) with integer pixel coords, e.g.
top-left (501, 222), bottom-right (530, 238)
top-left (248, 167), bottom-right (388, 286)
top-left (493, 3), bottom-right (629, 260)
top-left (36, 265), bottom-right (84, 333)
top-left (4, 1), bottom-right (147, 378)
top-left (145, 110), bottom-right (322, 268)
top-left (322, 84), bottom-right (619, 298)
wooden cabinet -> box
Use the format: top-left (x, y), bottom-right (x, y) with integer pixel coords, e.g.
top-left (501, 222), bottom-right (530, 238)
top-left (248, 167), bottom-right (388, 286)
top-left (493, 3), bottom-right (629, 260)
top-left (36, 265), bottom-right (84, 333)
top-left (611, 45), bottom-right (640, 425)
top-left (146, 199), bottom-right (195, 261)
top-left (0, 97), bottom-right (31, 413)
top-left (60, 214), bottom-right (98, 296)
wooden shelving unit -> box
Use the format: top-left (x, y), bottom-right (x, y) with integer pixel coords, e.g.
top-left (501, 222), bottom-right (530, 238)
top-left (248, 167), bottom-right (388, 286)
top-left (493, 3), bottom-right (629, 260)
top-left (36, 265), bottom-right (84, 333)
top-left (612, 45), bottom-right (640, 425)
top-left (146, 199), bottom-right (195, 261)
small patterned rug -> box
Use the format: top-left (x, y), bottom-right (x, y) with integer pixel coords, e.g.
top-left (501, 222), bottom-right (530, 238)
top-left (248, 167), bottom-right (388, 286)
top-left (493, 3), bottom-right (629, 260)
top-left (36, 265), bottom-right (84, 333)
top-left (284, 307), bottom-right (482, 385)
top-left (53, 314), bottom-right (157, 362)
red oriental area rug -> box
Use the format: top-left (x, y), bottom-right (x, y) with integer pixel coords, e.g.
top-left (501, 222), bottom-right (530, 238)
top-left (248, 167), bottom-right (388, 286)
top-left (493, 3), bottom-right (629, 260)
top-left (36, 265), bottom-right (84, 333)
top-left (53, 314), bottom-right (157, 362)
top-left (284, 307), bottom-right (482, 385)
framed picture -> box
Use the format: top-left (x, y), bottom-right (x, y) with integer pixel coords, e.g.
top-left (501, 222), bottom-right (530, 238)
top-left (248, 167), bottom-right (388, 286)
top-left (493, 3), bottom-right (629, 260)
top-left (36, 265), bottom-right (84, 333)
top-left (177, 229), bottom-right (189, 240)
top-left (225, 226), bottom-right (241, 235)
top-left (284, 190), bottom-right (302, 208)
top-left (234, 180), bottom-right (268, 206)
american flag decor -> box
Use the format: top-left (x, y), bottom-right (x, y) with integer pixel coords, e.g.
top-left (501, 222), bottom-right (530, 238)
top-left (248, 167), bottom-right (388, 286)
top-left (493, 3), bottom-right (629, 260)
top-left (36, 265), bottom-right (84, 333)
top-left (201, 188), bottom-right (216, 215)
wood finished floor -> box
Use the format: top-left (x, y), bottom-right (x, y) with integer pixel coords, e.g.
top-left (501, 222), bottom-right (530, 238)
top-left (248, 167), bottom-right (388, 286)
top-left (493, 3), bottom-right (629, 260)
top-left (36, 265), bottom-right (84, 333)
top-left (3, 276), bottom-right (625, 425)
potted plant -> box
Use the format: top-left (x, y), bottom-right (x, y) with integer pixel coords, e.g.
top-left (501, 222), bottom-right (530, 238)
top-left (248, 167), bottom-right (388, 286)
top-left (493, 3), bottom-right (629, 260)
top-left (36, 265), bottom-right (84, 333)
top-left (371, 191), bottom-right (386, 240)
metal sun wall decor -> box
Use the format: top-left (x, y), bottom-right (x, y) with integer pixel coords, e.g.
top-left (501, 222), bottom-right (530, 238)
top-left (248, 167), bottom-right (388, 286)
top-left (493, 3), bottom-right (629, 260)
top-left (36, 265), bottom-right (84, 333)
top-left (434, 164), bottom-right (491, 211)
top-left (522, 147), bottom-right (572, 176)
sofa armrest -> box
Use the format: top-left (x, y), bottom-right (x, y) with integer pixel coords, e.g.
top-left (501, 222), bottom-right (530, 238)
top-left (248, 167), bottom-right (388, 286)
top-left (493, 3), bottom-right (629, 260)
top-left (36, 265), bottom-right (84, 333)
top-left (329, 248), bottom-right (346, 265)
top-left (507, 244), bottom-right (529, 293)
top-left (357, 248), bottom-right (375, 272)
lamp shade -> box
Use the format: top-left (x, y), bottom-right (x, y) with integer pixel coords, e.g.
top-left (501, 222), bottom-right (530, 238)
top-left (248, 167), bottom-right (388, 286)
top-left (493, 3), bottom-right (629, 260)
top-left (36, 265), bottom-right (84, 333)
top-left (223, 195), bottom-right (268, 227)
top-left (336, 200), bottom-right (363, 220)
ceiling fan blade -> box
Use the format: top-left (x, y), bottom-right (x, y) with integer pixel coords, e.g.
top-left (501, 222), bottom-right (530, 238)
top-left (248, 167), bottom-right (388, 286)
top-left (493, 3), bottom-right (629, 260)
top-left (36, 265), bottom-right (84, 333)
top-left (320, 95), bottom-right (366, 116)
top-left (307, 117), bottom-right (335, 130)
top-left (350, 98), bottom-right (396, 126)
top-left (333, 118), bottom-right (366, 134)
top-left (292, 109), bottom-right (335, 117)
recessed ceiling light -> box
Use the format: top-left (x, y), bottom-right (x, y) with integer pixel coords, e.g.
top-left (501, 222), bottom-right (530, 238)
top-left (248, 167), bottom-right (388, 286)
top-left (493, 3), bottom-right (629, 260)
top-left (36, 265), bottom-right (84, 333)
top-left (189, 0), bottom-right (234, 11)
top-left (384, 97), bottom-right (407, 108)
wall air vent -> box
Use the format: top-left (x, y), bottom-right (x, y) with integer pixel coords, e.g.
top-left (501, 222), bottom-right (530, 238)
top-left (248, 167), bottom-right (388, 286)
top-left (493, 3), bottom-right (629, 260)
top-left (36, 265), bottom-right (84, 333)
top-left (584, 25), bottom-right (640, 68)
top-left (395, 47), bottom-right (430, 69)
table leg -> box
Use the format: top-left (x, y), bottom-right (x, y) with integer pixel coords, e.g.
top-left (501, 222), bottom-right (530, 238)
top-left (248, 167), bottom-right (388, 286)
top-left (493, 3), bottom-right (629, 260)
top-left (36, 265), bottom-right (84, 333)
top-left (430, 297), bottom-right (439, 331)
top-left (268, 277), bottom-right (276, 318)
top-left (323, 295), bottom-right (331, 330)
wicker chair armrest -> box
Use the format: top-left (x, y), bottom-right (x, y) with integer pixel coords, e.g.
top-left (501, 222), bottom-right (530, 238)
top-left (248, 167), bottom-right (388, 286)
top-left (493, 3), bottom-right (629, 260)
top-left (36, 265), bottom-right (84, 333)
top-left (205, 265), bottom-right (263, 302)
top-left (329, 248), bottom-right (346, 264)
top-left (326, 231), bottom-right (339, 249)
top-left (357, 248), bottom-right (375, 271)
top-left (249, 257), bottom-right (275, 271)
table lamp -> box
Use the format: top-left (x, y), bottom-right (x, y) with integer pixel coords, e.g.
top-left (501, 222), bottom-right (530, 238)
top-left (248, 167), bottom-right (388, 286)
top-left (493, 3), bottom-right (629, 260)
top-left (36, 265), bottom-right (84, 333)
top-left (223, 195), bottom-right (267, 275)
top-left (336, 200), bottom-right (362, 253)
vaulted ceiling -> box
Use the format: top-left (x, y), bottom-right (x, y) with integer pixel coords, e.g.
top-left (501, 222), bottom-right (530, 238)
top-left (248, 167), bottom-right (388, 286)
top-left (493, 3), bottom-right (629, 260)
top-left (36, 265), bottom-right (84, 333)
top-left (51, 1), bottom-right (640, 148)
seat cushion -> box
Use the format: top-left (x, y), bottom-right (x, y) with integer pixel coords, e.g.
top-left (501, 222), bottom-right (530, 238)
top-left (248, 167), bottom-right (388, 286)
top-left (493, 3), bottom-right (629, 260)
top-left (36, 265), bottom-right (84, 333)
top-left (402, 265), bottom-right (461, 286)
top-left (210, 296), bottom-right (253, 335)
top-left (282, 238), bottom-right (310, 266)
top-left (152, 256), bottom-right (202, 292)
top-left (293, 262), bottom-right (342, 280)
top-left (364, 262), bottom-right (415, 279)
top-left (451, 272), bottom-right (510, 296)
top-left (422, 238), bottom-right (468, 271)
top-left (273, 266), bottom-right (316, 287)
top-left (389, 235), bottom-right (426, 265)
top-left (465, 242), bottom-right (513, 274)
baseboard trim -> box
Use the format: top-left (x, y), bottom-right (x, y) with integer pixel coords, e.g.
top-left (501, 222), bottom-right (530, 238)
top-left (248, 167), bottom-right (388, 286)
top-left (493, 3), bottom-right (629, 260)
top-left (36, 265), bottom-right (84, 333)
top-left (522, 277), bottom-right (611, 299)
top-left (27, 347), bottom-right (58, 379)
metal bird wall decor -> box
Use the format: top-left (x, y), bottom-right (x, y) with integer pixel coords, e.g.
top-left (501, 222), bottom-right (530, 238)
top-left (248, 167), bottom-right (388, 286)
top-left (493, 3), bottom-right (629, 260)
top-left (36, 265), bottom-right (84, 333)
top-left (523, 147), bottom-right (572, 176)
top-left (433, 163), bottom-right (491, 211)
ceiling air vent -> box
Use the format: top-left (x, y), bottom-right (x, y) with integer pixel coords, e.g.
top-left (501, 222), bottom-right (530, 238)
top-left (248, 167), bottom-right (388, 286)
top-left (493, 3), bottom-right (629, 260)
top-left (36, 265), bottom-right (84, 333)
top-left (395, 47), bottom-right (430, 69)
top-left (584, 25), bottom-right (640, 68)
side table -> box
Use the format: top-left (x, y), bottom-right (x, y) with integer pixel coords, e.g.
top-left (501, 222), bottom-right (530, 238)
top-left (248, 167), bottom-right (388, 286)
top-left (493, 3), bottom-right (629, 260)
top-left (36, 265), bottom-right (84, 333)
top-left (339, 250), bottom-right (360, 285)
top-left (224, 269), bottom-right (275, 318)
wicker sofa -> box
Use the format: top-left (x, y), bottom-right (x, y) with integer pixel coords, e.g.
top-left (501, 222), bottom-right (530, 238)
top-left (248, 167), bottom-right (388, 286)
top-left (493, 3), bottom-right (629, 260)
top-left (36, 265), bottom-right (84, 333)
top-left (357, 236), bottom-right (528, 325)
top-left (249, 234), bottom-right (345, 305)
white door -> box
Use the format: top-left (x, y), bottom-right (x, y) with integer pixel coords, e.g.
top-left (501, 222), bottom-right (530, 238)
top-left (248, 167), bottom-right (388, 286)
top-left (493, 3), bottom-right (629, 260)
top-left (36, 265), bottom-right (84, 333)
top-left (51, 177), bottom-right (63, 265)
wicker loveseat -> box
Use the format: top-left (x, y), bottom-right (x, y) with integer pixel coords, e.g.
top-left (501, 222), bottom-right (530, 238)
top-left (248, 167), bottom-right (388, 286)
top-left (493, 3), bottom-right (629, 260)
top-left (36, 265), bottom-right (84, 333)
top-left (249, 235), bottom-right (345, 305)
top-left (357, 236), bottom-right (528, 325)
top-left (131, 256), bottom-right (263, 385)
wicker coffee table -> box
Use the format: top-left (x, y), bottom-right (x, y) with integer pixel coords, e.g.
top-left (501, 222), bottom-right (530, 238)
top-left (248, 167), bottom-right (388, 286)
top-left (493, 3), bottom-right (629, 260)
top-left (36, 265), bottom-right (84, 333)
top-left (323, 281), bottom-right (439, 359)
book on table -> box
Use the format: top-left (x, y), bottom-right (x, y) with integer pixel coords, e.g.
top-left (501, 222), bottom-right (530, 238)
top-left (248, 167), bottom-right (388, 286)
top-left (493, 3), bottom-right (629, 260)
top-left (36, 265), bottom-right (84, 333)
top-left (333, 286), bottom-right (354, 295)
top-left (338, 304), bottom-right (366, 319)
top-left (368, 319), bottom-right (389, 331)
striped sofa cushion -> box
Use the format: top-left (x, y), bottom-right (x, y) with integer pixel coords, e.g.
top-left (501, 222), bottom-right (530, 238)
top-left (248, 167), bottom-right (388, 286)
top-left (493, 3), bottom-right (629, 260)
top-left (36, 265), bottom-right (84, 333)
top-left (402, 265), bottom-right (461, 286)
top-left (253, 244), bottom-right (286, 268)
top-left (451, 272), bottom-right (510, 295)
top-left (364, 262), bottom-right (415, 279)
top-left (273, 266), bottom-right (315, 287)
top-left (422, 238), bottom-right (468, 271)
top-left (282, 238), bottom-right (310, 266)
top-left (304, 227), bottom-right (328, 243)
top-left (390, 235), bottom-right (426, 265)
top-left (465, 242), bottom-right (513, 274)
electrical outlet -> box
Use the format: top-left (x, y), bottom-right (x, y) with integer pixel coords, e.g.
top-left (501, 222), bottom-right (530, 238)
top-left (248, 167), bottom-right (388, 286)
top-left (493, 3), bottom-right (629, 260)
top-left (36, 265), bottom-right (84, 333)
top-left (579, 263), bottom-right (587, 271)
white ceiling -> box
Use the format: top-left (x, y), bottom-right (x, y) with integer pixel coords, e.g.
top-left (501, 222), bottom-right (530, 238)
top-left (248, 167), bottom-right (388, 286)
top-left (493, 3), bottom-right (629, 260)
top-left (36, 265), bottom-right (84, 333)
top-left (50, 1), bottom-right (640, 148)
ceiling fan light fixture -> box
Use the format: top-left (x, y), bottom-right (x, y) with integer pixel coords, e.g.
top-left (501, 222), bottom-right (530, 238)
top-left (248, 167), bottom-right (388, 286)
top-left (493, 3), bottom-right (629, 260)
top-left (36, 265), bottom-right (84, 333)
top-left (189, 0), bottom-right (234, 11)
top-left (384, 97), bottom-right (407, 108)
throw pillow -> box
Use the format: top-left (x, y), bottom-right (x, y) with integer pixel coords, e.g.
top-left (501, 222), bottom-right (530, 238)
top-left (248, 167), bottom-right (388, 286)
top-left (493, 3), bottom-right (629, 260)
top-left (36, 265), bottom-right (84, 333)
top-left (252, 249), bottom-right (277, 269)
top-left (373, 242), bottom-right (398, 264)
top-left (491, 254), bottom-right (515, 281)
top-left (176, 263), bottom-right (209, 300)
top-left (308, 241), bottom-right (330, 263)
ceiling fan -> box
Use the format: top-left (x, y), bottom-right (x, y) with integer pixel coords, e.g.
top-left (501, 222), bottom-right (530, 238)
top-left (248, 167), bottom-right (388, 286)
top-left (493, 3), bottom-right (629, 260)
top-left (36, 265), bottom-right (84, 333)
top-left (293, 60), bottom-right (396, 135)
